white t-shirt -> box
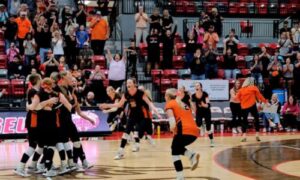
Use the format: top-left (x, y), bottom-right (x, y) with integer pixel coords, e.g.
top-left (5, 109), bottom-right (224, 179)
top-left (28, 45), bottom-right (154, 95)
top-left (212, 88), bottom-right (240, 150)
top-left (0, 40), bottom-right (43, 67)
top-left (108, 59), bottom-right (126, 81)
top-left (52, 39), bottom-right (64, 55)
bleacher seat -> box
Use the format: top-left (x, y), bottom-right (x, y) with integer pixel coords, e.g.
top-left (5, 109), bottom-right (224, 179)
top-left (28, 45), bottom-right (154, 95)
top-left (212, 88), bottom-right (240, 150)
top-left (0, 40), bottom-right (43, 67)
top-left (258, 3), bottom-right (268, 14)
top-left (228, 2), bottom-right (238, 14)
top-left (139, 43), bottom-right (148, 57)
top-left (92, 55), bottom-right (106, 68)
top-left (217, 69), bottom-right (225, 79)
top-left (240, 21), bottom-right (253, 37)
top-left (280, 3), bottom-right (288, 15)
top-left (160, 79), bottom-right (172, 94)
top-left (0, 69), bottom-right (8, 79)
top-left (237, 56), bottom-right (246, 69)
top-left (178, 69), bottom-right (191, 79)
top-left (0, 79), bottom-right (10, 96)
top-left (237, 43), bottom-right (250, 56)
top-left (239, 3), bottom-right (248, 14)
top-left (11, 79), bottom-right (25, 97)
top-left (172, 56), bottom-right (185, 69)
top-left (163, 69), bottom-right (178, 79)
top-left (175, 43), bottom-right (186, 56)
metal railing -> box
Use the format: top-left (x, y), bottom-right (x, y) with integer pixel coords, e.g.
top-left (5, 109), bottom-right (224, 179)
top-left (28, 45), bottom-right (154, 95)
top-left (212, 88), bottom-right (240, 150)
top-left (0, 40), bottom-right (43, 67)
top-left (122, 0), bottom-right (163, 14)
top-left (183, 18), bottom-right (280, 38)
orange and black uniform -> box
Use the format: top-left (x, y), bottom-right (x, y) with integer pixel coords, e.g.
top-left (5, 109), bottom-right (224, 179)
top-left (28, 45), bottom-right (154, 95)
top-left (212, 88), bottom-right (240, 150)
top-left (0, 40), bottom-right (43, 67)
top-left (192, 91), bottom-right (212, 131)
top-left (25, 88), bottom-right (39, 148)
top-left (139, 95), bottom-right (153, 138)
top-left (236, 85), bottom-right (267, 133)
top-left (107, 93), bottom-right (122, 126)
top-left (165, 99), bottom-right (199, 155)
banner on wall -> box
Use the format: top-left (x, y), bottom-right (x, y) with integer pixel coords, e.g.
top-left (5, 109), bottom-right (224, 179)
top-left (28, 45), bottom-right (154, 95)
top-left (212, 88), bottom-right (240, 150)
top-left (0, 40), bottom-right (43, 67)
top-left (177, 80), bottom-right (229, 101)
top-left (0, 110), bottom-right (110, 138)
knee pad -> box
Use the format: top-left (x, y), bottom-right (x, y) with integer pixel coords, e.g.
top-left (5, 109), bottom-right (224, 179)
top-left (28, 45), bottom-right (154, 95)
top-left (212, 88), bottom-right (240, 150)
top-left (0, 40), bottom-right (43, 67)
top-left (56, 143), bottom-right (64, 151)
top-left (122, 133), bottom-right (130, 140)
top-left (64, 142), bottom-right (72, 151)
top-left (25, 147), bottom-right (35, 157)
top-left (133, 131), bottom-right (139, 138)
top-left (73, 141), bottom-right (81, 148)
top-left (172, 155), bottom-right (180, 162)
top-left (36, 147), bottom-right (43, 155)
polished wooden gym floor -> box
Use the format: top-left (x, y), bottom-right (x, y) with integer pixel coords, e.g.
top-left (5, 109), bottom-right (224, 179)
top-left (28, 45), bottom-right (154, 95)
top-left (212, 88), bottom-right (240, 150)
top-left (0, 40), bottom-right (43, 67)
top-left (0, 133), bottom-right (300, 180)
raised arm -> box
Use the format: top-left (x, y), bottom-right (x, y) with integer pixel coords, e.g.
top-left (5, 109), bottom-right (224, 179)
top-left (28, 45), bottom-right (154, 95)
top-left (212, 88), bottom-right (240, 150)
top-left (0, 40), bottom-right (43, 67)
top-left (100, 95), bottom-right (126, 109)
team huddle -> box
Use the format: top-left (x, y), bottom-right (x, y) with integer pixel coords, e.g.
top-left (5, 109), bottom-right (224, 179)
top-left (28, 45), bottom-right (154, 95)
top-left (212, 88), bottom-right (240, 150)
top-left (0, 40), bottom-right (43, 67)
top-left (14, 71), bottom-right (94, 177)
top-left (14, 74), bottom-right (266, 180)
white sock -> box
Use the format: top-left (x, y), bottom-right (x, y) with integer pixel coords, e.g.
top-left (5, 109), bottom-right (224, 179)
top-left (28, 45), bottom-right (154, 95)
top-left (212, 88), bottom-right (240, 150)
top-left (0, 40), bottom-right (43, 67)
top-left (184, 149), bottom-right (194, 159)
top-left (18, 162), bottom-right (25, 169)
top-left (256, 132), bottom-right (259, 137)
top-left (176, 171), bottom-right (184, 178)
top-left (146, 135), bottom-right (152, 140)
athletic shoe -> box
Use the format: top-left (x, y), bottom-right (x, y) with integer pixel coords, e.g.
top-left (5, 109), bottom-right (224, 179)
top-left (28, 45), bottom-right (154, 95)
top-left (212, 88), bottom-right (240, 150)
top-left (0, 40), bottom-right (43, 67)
top-left (263, 128), bottom-right (267, 133)
top-left (27, 166), bottom-right (38, 174)
top-left (58, 164), bottom-right (70, 175)
top-left (75, 164), bottom-right (85, 172)
top-left (146, 137), bottom-right (155, 146)
top-left (82, 160), bottom-right (93, 170)
top-left (256, 137), bottom-right (261, 142)
top-left (114, 150), bottom-right (124, 160)
top-left (36, 163), bottom-right (46, 174)
top-left (210, 140), bottom-right (215, 147)
top-left (110, 121), bottom-right (117, 131)
top-left (200, 126), bottom-right (205, 136)
top-left (269, 121), bottom-right (276, 128)
top-left (14, 168), bottom-right (30, 177)
top-left (241, 138), bottom-right (247, 142)
top-left (176, 174), bottom-right (185, 180)
top-left (190, 153), bottom-right (200, 171)
top-left (292, 129), bottom-right (298, 132)
top-left (237, 127), bottom-right (242, 133)
top-left (132, 143), bottom-right (140, 152)
top-left (43, 169), bottom-right (57, 177)
top-left (232, 128), bottom-right (237, 134)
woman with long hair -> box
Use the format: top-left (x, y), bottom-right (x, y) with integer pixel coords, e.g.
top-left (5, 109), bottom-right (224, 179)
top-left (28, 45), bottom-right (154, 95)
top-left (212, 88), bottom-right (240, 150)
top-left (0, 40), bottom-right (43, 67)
top-left (236, 77), bottom-right (268, 142)
top-left (165, 88), bottom-right (200, 180)
top-left (282, 95), bottom-right (300, 132)
top-left (230, 80), bottom-right (242, 134)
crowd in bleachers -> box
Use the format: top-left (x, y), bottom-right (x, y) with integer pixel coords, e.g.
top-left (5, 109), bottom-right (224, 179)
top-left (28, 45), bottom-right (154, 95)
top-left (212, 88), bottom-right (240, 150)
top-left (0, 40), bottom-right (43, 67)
top-left (0, 0), bottom-right (116, 104)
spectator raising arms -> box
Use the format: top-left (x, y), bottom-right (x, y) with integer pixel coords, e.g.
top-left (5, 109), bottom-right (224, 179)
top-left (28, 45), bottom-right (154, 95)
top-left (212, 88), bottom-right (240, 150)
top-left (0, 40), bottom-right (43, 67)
top-left (161, 25), bottom-right (177, 69)
top-left (107, 48), bottom-right (127, 90)
top-left (3, 15), bottom-right (18, 50)
top-left (190, 48), bottom-right (206, 80)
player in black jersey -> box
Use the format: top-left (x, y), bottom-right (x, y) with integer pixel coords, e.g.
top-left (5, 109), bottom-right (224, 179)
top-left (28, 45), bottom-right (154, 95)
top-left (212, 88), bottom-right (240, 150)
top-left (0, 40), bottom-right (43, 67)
top-left (56, 72), bottom-right (95, 171)
top-left (14, 74), bottom-right (43, 177)
top-left (102, 86), bottom-right (123, 131)
top-left (191, 82), bottom-right (214, 147)
top-left (26, 78), bottom-right (72, 177)
top-left (100, 78), bottom-right (160, 160)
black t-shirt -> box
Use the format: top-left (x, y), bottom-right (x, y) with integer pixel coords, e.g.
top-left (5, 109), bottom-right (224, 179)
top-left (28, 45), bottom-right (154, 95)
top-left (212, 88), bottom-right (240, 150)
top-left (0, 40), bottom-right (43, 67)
top-left (191, 91), bottom-right (210, 113)
top-left (186, 40), bottom-right (197, 54)
top-left (223, 55), bottom-right (237, 69)
top-left (205, 52), bottom-right (217, 65)
top-left (225, 40), bottom-right (238, 55)
top-left (45, 63), bottom-right (58, 77)
top-left (35, 30), bottom-right (52, 48)
top-left (124, 89), bottom-right (145, 119)
top-left (190, 56), bottom-right (205, 75)
top-left (280, 27), bottom-right (291, 35)
top-left (147, 34), bottom-right (160, 51)
top-left (182, 92), bottom-right (191, 108)
top-left (260, 56), bottom-right (270, 77)
top-left (128, 46), bottom-right (139, 61)
top-left (4, 21), bottom-right (18, 41)
top-left (75, 10), bottom-right (87, 26)
top-left (25, 88), bottom-right (38, 128)
top-left (150, 15), bottom-right (161, 30)
top-left (162, 16), bottom-right (173, 29)
top-left (9, 62), bottom-right (25, 77)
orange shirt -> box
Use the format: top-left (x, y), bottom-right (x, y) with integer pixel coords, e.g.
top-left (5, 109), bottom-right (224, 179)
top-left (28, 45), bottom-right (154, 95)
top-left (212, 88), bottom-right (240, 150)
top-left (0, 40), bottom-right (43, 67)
top-left (203, 32), bottom-right (219, 49)
top-left (90, 18), bottom-right (109, 40)
top-left (165, 100), bottom-right (199, 137)
top-left (15, 17), bottom-right (32, 39)
top-left (236, 85), bottom-right (267, 109)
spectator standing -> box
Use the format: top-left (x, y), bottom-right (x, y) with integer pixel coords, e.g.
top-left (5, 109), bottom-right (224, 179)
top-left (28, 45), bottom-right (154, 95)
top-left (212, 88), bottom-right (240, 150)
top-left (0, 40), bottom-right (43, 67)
top-left (161, 9), bottom-right (173, 34)
top-left (7, 0), bottom-right (20, 16)
top-left (267, 57), bottom-right (282, 90)
top-left (282, 57), bottom-right (294, 95)
top-left (90, 11), bottom-right (109, 55)
top-left (259, 46), bottom-right (271, 78)
top-left (35, 24), bottom-right (52, 63)
top-left (204, 43), bottom-right (218, 79)
top-left (250, 54), bottom-right (263, 88)
top-left (135, 6), bottom-right (148, 46)
top-left (291, 21), bottom-right (300, 51)
top-left (6, 42), bottom-right (19, 62)
top-left (79, 42), bottom-right (94, 63)
top-left (161, 25), bottom-right (177, 69)
top-left (126, 39), bottom-right (139, 78)
top-left (52, 31), bottom-right (64, 60)
top-left (190, 48), bottom-right (206, 80)
top-left (75, 2), bottom-right (88, 27)
top-left (279, 21), bottom-right (291, 38)
top-left (210, 8), bottom-right (223, 37)
top-left (293, 53), bottom-right (300, 99)
top-left (107, 49), bottom-right (126, 90)
top-left (89, 65), bottom-right (107, 103)
top-left (185, 32), bottom-right (197, 68)
top-left (203, 25), bottom-right (219, 49)
top-left (282, 96), bottom-right (299, 132)
top-left (278, 32), bottom-right (293, 58)
top-left (149, 8), bottom-right (161, 33)
top-left (15, 11), bottom-right (32, 55)
top-left (40, 49), bottom-right (59, 77)
top-left (223, 48), bottom-right (238, 79)
top-left (146, 28), bottom-right (160, 75)
top-left (193, 21), bottom-right (205, 49)
top-left (223, 29), bottom-right (239, 55)
top-left (3, 15), bottom-right (18, 50)
top-left (76, 25), bottom-right (89, 49)
top-left (64, 27), bottom-right (77, 66)
top-left (0, 4), bottom-right (9, 27)
top-left (23, 33), bottom-right (37, 66)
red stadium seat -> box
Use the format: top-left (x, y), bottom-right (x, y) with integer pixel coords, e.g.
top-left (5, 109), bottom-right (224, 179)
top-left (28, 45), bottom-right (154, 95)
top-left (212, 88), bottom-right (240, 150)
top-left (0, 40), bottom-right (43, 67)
top-left (175, 43), bottom-right (186, 56)
top-left (173, 56), bottom-right (185, 69)
top-left (139, 43), bottom-right (148, 57)
top-left (268, 43), bottom-right (279, 55)
top-left (217, 56), bottom-right (224, 69)
top-left (217, 69), bottom-right (225, 79)
top-left (11, 79), bottom-right (25, 97)
top-left (92, 55), bottom-right (106, 69)
top-left (239, 3), bottom-right (248, 14)
top-left (280, 4), bottom-right (288, 15)
top-left (237, 43), bottom-right (249, 56)
top-left (289, 4), bottom-right (298, 14)
top-left (229, 2), bottom-right (238, 14)
top-left (258, 3), bottom-right (268, 14)
top-left (241, 69), bottom-right (251, 77)
top-left (151, 69), bottom-right (163, 84)
top-left (163, 69), bottom-right (178, 79)
top-left (0, 54), bottom-right (7, 69)
top-left (240, 21), bottom-right (253, 37)
top-left (237, 56), bottom-right (246, 69)
top-left (160, 79), bottom-right (172, 94)
top-left (0, 79), bottom-right (10, 96)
